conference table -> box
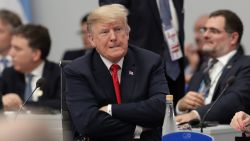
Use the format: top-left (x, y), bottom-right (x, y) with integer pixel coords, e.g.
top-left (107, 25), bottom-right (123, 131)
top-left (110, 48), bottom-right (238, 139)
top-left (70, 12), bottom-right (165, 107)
top-left (3, 112), bottom-right (63, 141)
top-left (192, 125), bottom-right (242, 141)
top-left (4, 113), bottom-right (243, 141)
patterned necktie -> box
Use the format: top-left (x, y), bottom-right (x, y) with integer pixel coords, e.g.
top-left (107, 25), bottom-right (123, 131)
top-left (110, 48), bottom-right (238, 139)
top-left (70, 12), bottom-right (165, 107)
top-left (110, 64), bottom-right (122, 104)
top-left (159, 0), bottom-right (180, 80)
top-left (199, 59), bottom-right (218, 97)
top-left (203, 59), bottom-right (218, 87)
top-left (24, 73), bottom-right (34, 101)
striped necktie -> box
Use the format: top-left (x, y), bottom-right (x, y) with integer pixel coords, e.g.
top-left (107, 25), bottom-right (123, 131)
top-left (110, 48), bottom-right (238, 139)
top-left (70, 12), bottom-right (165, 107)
top-left (24, 73), bottom-right (34, 101)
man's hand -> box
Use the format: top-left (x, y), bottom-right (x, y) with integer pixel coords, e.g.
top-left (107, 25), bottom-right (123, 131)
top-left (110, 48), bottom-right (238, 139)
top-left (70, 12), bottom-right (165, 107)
top-left (2, 93), bottom-right (23, 111)
top-left (230, 111), bottom-right (250, 134)
top-left (178, 91), bottom-right (205, 111)
top-left (99, 105), bottom-right (108, 113)
top-left (176, 111), bottom-right (199, 124)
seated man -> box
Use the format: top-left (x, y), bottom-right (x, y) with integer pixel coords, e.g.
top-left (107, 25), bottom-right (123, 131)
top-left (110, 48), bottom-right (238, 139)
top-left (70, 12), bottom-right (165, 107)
top-left (0, 10), bottom-right (22, 76)
top-left (64, 4), bottom-right (168, 141)
top-left (176, 10), bottom-right (250, 124)
top-left (0, 24), bottom-right (60, 111)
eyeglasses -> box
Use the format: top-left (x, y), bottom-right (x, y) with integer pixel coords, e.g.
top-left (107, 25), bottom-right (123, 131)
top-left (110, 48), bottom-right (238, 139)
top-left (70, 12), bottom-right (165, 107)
top-left (200, 27), bottom-right (232, 35)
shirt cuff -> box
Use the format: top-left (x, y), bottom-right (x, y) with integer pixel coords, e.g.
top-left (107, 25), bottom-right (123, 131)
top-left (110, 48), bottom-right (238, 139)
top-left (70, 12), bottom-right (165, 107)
top-left (191, 110), bottom-right (201, 120)
top-left (134, 125), bottom-right (143, 139)
top-left (107, 104), bottom-right (112, 116)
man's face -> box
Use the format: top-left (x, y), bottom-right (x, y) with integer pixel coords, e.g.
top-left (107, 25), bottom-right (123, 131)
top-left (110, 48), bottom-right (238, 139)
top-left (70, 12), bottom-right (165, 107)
top-left (89, 20), bottom-right (129, 63)
top-left (81, 23), bottom-right (92, 48)
top-left (202, 16), bottom-right (236, 57)
top-left (9, 36), bottom-right (40, 73)
top-left (0, 20), bottom-right (12, 53)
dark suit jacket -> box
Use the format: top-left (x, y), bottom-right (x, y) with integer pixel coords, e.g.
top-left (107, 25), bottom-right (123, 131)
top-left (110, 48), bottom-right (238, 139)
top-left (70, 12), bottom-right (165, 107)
top-left (99, 0), bottom-right (185, 105)
top-left (0, 60), bottom-right (61, 110)
top-left (62, 48), bottom-right (87, 60)
top-left (64, 45), bottom-right (168, 141)
top-left (188, 51), bottom-right (250, 124)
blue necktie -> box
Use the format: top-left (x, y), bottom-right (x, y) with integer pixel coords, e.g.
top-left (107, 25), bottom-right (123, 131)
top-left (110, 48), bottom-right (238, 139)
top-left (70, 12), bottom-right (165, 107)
top-left (1, 57), bottom-right (8, 68)
top-left (199, 59), bottom-right (218, 97)
top-left (24, 73), bottom-right (33, 101)
top-left (203, 59), bottom-right (218, 87)
top-left (159, 0), bottom-right (180, 81)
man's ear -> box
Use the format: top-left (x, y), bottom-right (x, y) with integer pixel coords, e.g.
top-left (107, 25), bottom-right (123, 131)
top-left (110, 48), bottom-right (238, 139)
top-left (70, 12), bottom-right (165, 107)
top-left (126, 25), bottom-right (130, 36)
top-left (32, 49), bottom-right (42, 61)
top-left (230, 32), bottom-right (239, 46)
top-left (88, 33), bottom-right (96, 48)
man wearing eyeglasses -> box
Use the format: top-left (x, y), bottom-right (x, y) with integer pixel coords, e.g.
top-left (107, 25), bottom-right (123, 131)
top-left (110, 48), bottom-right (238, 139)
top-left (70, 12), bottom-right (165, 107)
top-left (176, 10), bottom-right (250, 124)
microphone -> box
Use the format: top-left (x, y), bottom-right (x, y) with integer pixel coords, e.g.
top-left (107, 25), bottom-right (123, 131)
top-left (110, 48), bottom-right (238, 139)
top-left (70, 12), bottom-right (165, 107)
top-left (200, 76), bottom-right (235, 133)
top-left (14, 78), bottom-right (46, 120)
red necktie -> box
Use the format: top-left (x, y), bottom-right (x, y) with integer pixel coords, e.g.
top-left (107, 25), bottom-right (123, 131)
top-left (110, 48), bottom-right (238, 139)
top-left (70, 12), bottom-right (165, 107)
top-left (110, 64), bottom-right (122, 104)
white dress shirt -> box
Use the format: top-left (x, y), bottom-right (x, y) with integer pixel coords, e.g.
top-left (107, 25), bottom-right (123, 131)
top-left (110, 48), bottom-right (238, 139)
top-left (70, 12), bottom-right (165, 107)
top-left (205, 50), bottom-right (236, 104)
top-left (25, 61), bottom-right (45, 101)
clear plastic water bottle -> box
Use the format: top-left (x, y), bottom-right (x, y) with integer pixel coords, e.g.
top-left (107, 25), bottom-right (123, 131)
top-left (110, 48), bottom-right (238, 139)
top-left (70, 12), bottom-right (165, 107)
top-left (162, 95), bottom-right (177, 135)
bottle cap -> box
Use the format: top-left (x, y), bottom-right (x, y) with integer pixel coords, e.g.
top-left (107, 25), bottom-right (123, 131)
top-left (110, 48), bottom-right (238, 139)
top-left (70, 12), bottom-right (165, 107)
top-left (166, 95), bottom-right (173, 101)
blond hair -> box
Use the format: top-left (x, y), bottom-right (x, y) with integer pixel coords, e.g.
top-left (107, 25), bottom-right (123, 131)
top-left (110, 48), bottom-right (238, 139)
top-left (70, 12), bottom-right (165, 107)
top-left (87, 4), bottom-right (129, 32)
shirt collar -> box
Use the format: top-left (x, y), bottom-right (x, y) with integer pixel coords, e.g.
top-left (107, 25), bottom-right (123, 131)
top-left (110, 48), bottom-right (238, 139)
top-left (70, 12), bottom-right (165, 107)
top-left (27, 61), bottom-right (45, 77)
top-left (213, 49), bottom-right (237, 66)
top-left (99, 55), bottom-right (124, 70)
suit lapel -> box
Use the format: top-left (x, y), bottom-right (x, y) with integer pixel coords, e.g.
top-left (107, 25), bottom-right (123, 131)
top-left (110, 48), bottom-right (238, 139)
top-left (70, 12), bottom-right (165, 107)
top-left (18, 73), bottom-right (26, 99)
top-left (91, 49), bottom-right (137, 104)
top-left (120, 49), bottom-right (136, 103)
top-left (188, 64), bottom-right (206, 92)
top-left (92, 52), bottom-right (117, 103)
top-left (212, 52), bottom-right (241, 100)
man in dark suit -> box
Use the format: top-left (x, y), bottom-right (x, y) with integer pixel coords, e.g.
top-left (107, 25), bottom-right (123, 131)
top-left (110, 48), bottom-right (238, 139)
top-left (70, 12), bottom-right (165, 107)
top-left (99, 0), bottom-right (185, 106)
top-left (0, 10), bottom-right (22, 109)
top-left (64, 4), bottom-right (168, 141)
top-left (62, 13), bottom-right (93, 60)
top-left (0, 24), bottom-right (60, 111)
top-left (176, 10), bottom-right (250, 124)
top-left (0, 10), bottom-right (22, 76)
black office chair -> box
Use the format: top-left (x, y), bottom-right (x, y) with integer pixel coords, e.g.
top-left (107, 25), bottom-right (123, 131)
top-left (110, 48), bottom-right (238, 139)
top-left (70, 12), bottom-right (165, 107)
top-left (59, 60), bottom-right (85, 141)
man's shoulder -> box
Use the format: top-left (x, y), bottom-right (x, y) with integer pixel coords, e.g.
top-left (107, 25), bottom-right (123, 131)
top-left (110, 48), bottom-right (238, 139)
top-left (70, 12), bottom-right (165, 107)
top-left (45, 60), bottom-right (60, 70)
top-left (128, 44), bottom-right (161, 59)
top-left (64, 50), bottom-right (93, 73)
top-left (2, 67), bottom-right (23, 80)
top-left (64, 49), bottom-right (84, 54)
top-left (234, 54), bottom-right (250, 66)
top-left (63, 48), bottom-right (86, 60)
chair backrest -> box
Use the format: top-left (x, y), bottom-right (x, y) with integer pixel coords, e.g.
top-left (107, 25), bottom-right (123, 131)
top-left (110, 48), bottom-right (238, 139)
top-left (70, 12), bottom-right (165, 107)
top-left (162, 131), bottom-right (214, 141)
top-left (59, 60), bottom-right (85, 141)
top-left (59, 60), bottom-right (72, 113)
top-left (59, 60), bottom-right (72, 141)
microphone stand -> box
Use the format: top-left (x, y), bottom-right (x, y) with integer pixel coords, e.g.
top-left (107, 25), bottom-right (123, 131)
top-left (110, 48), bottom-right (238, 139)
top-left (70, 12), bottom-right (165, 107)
top-left (200, 76), bottom-right (235, 133)
top-left (14, 86), bottom-right (40, 121)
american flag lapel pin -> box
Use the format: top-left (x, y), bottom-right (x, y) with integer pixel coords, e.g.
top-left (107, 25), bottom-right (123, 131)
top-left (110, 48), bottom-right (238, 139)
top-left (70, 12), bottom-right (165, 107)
top-left (227, 65), bottom-right (232, 69)
top-left (129, 70), bottom-right (134, 76)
